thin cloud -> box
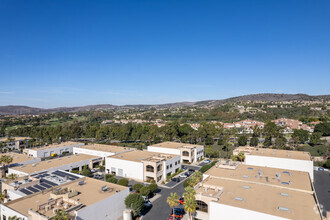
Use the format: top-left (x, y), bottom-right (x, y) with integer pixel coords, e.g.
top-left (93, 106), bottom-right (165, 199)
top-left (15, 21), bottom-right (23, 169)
top-left (0, 91), bottom-right (15, 95)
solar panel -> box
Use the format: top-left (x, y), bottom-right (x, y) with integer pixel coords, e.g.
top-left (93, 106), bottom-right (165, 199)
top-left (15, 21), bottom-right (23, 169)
top-left (42, 179), bottom-right (58, 186)
top-left (34, 185), bottom-right (46, 190)
top-left (19, 189), bottom-right (33, 195)
top-left (40, 183), bottom-right (52, 189)
top-left (27, 186), bottom-right (39, 193)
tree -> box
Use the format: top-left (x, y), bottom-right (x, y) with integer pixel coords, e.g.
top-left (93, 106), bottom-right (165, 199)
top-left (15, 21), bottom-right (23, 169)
top-left (263, 136), bottom-right (272, 147)
top-left (107, 177), bottom-right (118, 184)
top-left (140, 186), bottom-right (151, 197)
top-left (237, 136), bottom-right (247, 146)
top-left (167, 192), bottom-right (180, 220)
top-left (53, 210), bottom-right (69, 220)
top-left (292, 129), bottom-right (309, 144)
top-left (0, 193), bottom-right (5, 204)
top-left (184, 194), bottom-right (197, 220)
top-left (324, 159), bottom-right (330, 169)
top-left (148, 183), bottom-right (158, 193)
top-left (81, 168), bottom-right (92, 177)
top-left (117, 178), bottom-right (129, 186)
top-left (183, 186), bottom-right (196, 198)
top-left (204, 136), bottom-right (214, 146)
top-left (237, 152), bottom-right (245, 162)
top-left (8, 217), bottom-right (19, 220)
top-left (275, 136), bottom-right (287, 148)
top-left (310, 132), bottom-right (322, 146)
top-left (125, 194), bottom-right (145, 216)
top-left (133, 183), bottom-right (144, 192)
top-left (7, 173), bottom-right (18, 181)
top-left (250, 137), bottom-right (259, 147)
top-left (314, 123), bottom-right (330, 136)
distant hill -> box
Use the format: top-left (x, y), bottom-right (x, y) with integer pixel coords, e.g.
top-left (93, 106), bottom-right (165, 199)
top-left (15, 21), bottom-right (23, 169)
top-left (0, 93), bottom-right (329, 115)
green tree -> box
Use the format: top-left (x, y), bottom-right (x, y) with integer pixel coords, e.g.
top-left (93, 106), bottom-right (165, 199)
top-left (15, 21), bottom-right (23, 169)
top-left (263, 136), bottom-right (272, 147)
top-left (250, 137), bottom-right (259, 147)
top-left (0, 193), bottom-right (5, 204)
top-left (184, 195), bottom-right (197, 220)
top-left (7, 173), bottom-right (18, 181)
top-left (148, 183), bottom-right (158, 193)
top-left (237, 136), bottom-right (247, 146)
top-left (140, 186), bottom-right (151, 197)
top-left (118, 178), bottom-right (129, 186)
top-left (133, 183), bottom-right (144, 192)
top-left (314, 123), bottom-right (330, 136)
top-left (275, 136), bottom-right (287, 148)
top-left (324, 159), bottom-right (330, 169)
top-left (204, 136), bottom-right (214, 146)
top-left (310, 132), bottom-right (322, 146)
top-left (53, 210), bottom-right (69, 220)
top-left (167, 193), bottom-right (180, 220)
top-left (292, 129), bottom-right (309, 144)
top-left (125, 194), bottom-right (145, 216)
top-left (108, 177), bottom-right (118, 184)
top-left (8, 216), bottom-right (19, 220)
top-left (237, 152), bottom-right (245, 162)
top-left (81, 168), bottom-right (92, 177)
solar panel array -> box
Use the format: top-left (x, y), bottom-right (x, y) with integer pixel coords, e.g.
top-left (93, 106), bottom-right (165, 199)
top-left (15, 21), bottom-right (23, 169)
top-left (18, 170), bottom-right (80, 196)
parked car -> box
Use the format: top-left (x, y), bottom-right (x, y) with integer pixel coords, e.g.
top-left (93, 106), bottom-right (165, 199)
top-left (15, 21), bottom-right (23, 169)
top-left (318, 167), bottom-right (324, 171)
top-left (93, 174), bottom-right (102, 179)
top-left (204, 159), bottom-right (211, 163)
top-left (168, 216), bottom-right (181, 220)
top-left (145, 200), bottom-right (152, 208)
top-left (185, 171), bottom-right (192, 177)
top-left (182, 165), bottom-right (187, 170)
top-left (188, 168), bottom-right (195, 172)
top-left (179, 172), bottom-right (187, 178)
top-left (171, 177), bottom-right (180, 182)
top-left (179, 197), bottom-right (184, 204)
top-left (170, 208), bottom-right (185, 218)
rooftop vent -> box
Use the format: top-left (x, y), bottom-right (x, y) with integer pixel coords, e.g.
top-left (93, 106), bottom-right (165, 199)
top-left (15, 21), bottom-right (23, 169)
top-left (78, 181), bottom-right (85, 186)
top-left (278, 206), bottom-right (290, 212)
top-left (101, 186), bottom-right (108, 192)
top-left (286, 154), bottom-right (290, 157)
top-left (281, 181), bottom-right (290, 185)
top-left (242, 186), bottom-right (250, 189)
top-left (234, 197), bottom-right (244, 201)
top-left (247, 167), bottom-right (253, 170)
top-left (280, 193), bottom-right (289, 197)
top-left (242, 175), bottom-right (249, 178)
top-left (282, 171), bottom-right (291, 176)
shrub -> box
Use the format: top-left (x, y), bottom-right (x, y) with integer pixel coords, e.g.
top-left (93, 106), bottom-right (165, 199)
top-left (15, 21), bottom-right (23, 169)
top-left (133, 183), bottom-right (143, 192)
top-left (107, 177), bottom-right (118, 184)
top-left (183, 179), bottom-right (190, 188)
top-left (125, 194), bottom-right (145, 216)
top-left (139, 186), bottom-right (151, 197)
top-left (81, 168), bottom-right (92, 177)
top-left (105, 174), bottom-right (113, 182)
top-left (118, 178), bottom-right (129, 186)
top-left (148, 183), bottom-right (158, 193)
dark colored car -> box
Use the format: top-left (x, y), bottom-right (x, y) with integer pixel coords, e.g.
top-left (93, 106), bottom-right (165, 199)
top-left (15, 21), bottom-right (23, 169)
top-left (170, 208), bottom-right (185, 218)
top-left (179, 197), bottom-right (184, 204)
top-left (171, 177), bottom-right (180, 182)
top-left (182, 166), bottom-right (187, 170)
top-left (93, 174), bottom-right (103, 179)
top-left (188, 168), bottom-right (195, 172)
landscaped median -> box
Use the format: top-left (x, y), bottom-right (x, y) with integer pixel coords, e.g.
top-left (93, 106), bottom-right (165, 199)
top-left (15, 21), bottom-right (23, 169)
top-left (200, 160), bottom-right (218, 173)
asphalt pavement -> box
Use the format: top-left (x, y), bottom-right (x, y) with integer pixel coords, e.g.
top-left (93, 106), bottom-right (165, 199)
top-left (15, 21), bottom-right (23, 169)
top-left (314, 170), bottom-right (330, 216)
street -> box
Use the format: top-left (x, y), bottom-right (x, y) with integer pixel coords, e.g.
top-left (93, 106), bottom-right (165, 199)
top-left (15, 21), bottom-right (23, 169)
top-left (314, 170), bottom-right (330, 216)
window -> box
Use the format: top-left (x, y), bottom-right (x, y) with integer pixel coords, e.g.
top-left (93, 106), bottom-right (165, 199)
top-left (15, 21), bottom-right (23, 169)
top-left (182, 151), bottom-right (189, 156)
top-left (157, 164), bottom-right (162, 172)
top-left (175, 162), bottom-right (177, 165)
top-left (146, 165), bottom-right (154, 172)
top-left (3, 215), bottom-right (6, 220)
top-left (178, 160), bottom-right (180, 164)
top-left (196, 200), bottom-right (208, 213)
top-left (170, 164), bottom-right (172, 168)
top-left (167, 165), bottom-right (169, 169)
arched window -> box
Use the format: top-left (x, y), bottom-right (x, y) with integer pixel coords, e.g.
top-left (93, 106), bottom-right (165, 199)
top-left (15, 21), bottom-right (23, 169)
top-left (157, 164), bottom-right (162, 172)
top-left (182, 151), bottom-right (189, 156)
top-left (146, 165), bottom-right (154, 172)
top-left (196, 200), bottom-right (208, 213)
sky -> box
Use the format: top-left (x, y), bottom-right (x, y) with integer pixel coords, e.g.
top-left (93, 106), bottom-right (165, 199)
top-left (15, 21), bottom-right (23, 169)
top-left (0, 0), bottom-right (329, 108)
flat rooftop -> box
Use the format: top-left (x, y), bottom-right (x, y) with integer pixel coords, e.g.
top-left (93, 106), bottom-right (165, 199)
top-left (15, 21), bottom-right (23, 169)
top-left (0, 137), bottom-right (31, 142)
top-left (197, 177), bottom-right (321, 220)
top-left (235, 146), bottom-right (311, 161)
top-left (4, 177), bottom-right (127, 218)
top-left (109, 150), bottom-right (178, 162)
top-left (11, 154), bottom-right (99, 175)
top-left (30, 141), bottom-right (83, 151)
top-left (205, 163), bottom-right (313, 192)
top-left (77, 144), bottom-right (133, 153)
top-left (150, 141), bottom-right (203, 149)
top-left (1, 152), bottom-right (38, 165)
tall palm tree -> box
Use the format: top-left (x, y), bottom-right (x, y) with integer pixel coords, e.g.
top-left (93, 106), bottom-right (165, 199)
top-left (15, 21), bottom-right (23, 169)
top-left (53, 210), bottom-right (69, 220)
top-left (7, 173), bottom-right (18, 181)
top-left (184, 195), bottom-right (197, 220)
top-left (0, 193), bottom-right (5, 204)
top-left (183, 186), bottom-right (196, 198)
top-left (167, 192), bottom-right (180, 220)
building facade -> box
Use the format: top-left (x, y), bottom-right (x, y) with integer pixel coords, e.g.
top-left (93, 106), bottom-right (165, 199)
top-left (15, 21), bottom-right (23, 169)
top-left (23, 142), bottom-right (84, 158)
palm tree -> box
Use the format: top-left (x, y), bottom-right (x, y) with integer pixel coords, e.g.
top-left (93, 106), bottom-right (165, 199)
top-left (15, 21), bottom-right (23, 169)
top-left (167, 192), bottom-right (180, 220)
top-left (7, 173), bottom-right (18, 181)
top-left (183, 186), bottom-right (196, 198)
top-left (8, 216), bottom-right (19, 220)
top-left (184, 195), bottom-right (197, 220)
top-left (53, 210), bottom-right (69, 220)
top-left (0, 193), bottom-right (5, 204)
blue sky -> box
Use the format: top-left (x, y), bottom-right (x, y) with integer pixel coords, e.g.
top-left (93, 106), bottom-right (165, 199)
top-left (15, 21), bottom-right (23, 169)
top-left (0, 0), bottom-right (329, 108)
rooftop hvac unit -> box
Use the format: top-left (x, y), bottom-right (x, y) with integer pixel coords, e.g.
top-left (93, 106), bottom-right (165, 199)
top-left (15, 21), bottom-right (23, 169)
top-left (78, 181), bottom-right (85, 186)
top-left (101, 185), bottom-right (108, 192)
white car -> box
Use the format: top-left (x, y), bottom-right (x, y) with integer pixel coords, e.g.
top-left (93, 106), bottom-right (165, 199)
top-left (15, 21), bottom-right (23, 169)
top-left (179, 172), bottom-right (187, 178)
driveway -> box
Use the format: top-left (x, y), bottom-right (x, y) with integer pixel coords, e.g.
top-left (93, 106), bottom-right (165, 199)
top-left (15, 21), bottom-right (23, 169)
top-left (314, 170), bottom-right (330, 216)
top-left (143, 180), bottom-right (186, 220)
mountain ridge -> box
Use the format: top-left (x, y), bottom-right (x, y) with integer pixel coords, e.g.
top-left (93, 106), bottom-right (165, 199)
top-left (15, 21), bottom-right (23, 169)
top-left (1, 93), bottom-right (329, 115)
